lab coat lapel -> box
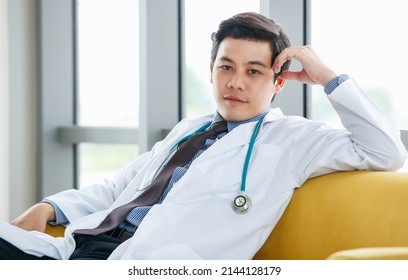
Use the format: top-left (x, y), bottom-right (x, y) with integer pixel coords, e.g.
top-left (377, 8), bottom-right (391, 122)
top-left (124, 116), bottom-right (215, 199)
top-left (204, 121), bottom-right (258, 158)
top-left (193, 108), bottom-right (284, 161)
top-left (191, 121), bottom-right (255, 163)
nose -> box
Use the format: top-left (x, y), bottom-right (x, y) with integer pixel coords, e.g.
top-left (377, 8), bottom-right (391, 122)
top-left (227, 72), bottom-right (246, 91)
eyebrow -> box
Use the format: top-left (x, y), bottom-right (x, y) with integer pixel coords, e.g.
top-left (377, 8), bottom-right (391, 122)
top-left (218, 56), bottom-right (268, 68)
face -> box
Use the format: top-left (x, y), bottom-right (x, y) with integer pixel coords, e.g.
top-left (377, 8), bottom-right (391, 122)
top-left (210, 37), bottom-right (285, 121)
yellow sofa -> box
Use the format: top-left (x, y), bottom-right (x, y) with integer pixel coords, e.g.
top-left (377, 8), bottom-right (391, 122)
top-left (46, 171), bottom-right (408, 260)
top-left (254, 171), bottom-right (408, 260)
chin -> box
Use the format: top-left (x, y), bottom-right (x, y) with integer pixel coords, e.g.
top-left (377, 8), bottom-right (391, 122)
top-left (218, 106), bottom-right (259, 122)
top-left (221, 112), bottom-right (252, 122)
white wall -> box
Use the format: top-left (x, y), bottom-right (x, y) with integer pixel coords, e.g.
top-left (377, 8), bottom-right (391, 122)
top-left (0, 0), bottom-right (9, 221)
top-left (6, 0), bottom-right (38, 221)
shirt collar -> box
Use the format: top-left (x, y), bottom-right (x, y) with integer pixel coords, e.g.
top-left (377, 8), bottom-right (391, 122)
top-left (212, 109), bottom-right (270, 132)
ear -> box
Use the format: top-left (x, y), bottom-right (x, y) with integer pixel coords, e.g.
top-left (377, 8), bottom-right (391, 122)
top-left (210, 63), bottom-right (214, 83)
top-left (273, 76), bottom-right (286, 94)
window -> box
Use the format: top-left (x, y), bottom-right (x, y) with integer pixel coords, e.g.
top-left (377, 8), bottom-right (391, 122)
top-left (310, 0), bottom-right (408, 171)
top-left (310, 0), bottom-right (408, 129)
top-left (39, 0), bottom-right (179, 196)
top-left (183, 0), bottom-right (260, 118)
top-left (76, 0), bottom-right (140, 186)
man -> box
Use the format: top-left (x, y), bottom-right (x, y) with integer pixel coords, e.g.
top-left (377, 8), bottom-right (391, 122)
top-left (0, 12), bottom-right (406, 260)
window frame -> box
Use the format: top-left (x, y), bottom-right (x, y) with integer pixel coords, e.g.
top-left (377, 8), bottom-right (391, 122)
top-left (38, 0), bottom-right (180, 196)
top-left (38, 0), bottom-right (76, 197)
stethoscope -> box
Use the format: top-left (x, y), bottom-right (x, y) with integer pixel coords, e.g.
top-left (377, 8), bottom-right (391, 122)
top-left (169, 116), bottom-right (264, 214)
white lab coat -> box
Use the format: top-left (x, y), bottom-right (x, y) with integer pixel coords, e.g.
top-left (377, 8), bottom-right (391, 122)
top-left (0, 79), bottom-right (406, 259)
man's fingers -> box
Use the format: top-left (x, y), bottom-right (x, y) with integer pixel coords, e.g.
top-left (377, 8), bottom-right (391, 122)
top-left (272, 46), bottom-right (305, 73)
top-left (280, 70), bottom-right (301, 81)
top-left (281, 70), bottom-right (315, 84)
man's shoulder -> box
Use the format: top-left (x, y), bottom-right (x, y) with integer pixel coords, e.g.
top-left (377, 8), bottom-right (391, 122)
top-left (264, 113), bottom-right (333, 136)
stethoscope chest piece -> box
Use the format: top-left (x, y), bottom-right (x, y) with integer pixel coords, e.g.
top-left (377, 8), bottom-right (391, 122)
top-left (232, 194), bottom-right (252, 214)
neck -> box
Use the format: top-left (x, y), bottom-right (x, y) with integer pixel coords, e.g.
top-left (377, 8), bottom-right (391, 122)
top-left (213, 110), bottom-right (269, 132)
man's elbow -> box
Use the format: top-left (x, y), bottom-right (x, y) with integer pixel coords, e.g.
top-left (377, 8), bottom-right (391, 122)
top-left (379, 149), bottom-right (407, 171)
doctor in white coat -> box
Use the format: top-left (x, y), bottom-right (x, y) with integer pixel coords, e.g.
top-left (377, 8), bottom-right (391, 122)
top-left (0, 12), bottom-right (407, 260)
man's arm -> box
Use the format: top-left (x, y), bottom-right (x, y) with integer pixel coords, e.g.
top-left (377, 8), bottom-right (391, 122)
top-left (274, 45), bottom-right (407, 181)
top-left (10, 115), bottom-right (193, 233)
top-left (10, 150), bottom-right (154, 233)
top-left (11, 203), bottom-right (55, 232)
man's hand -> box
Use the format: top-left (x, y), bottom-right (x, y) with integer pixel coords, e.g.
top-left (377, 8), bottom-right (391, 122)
top-left (11, 203), bottom-right (56, 232)
top-left (272, 45), bottom-right (337, 87)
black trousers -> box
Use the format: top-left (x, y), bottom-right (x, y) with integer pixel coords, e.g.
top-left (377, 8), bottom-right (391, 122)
top-left (0, 234), bottom-right (122, 260)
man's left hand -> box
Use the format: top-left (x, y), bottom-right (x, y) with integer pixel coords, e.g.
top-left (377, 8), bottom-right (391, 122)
top-left (272, 45), bottom-right (337, 87)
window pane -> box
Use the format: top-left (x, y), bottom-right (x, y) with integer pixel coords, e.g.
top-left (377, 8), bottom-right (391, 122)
top-left (310, 0), bottom-right (408, 130)
top-left (183, 0), bottom-right (260, 118)
top-left (79, 144), bottom-right (139, 187)
top-left (76, 0), bottom-right (140, 187)
top-left (310, 0), bottom-right (408, 172)
top-left (77, 0), bottom-right (139, 127)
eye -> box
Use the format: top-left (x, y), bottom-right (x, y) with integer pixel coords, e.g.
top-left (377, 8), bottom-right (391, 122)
top-left (219, 65), bottom-right (232, 71)
top-left (248, 69), bottom-right (260, 75)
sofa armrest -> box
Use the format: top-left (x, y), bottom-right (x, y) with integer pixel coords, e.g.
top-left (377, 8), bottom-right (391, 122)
top-left (327, 247), bottom-right (408, 260)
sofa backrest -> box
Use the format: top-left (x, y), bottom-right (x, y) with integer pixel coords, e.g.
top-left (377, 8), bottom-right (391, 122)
top-left (254, 171), bottom-right (408, 259)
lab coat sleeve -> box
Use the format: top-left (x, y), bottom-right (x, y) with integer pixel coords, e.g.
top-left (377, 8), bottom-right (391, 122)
top-left (45, 151), bottom-right (153, 223)
top-left (296, 78), bottom-right (407, 184)
top-left (43, 118), bottom-right (198, 224)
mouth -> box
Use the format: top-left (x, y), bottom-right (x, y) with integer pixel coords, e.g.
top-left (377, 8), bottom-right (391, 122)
top-left (224, 95), bottom-right (247, 103)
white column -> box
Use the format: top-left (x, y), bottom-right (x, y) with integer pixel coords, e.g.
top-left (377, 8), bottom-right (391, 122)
top-left (8, 0), bottom-right (38, 219)
top-left (0, 0), bottom-right (9, 221)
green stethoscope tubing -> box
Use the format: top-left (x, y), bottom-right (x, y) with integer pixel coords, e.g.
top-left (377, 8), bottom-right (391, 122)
top-left (171, 117), bottom-right (265, 194)
top-left (170, 122), bottom-right (212, 154)
top-left (240, 117), bottom-right (263, 193)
